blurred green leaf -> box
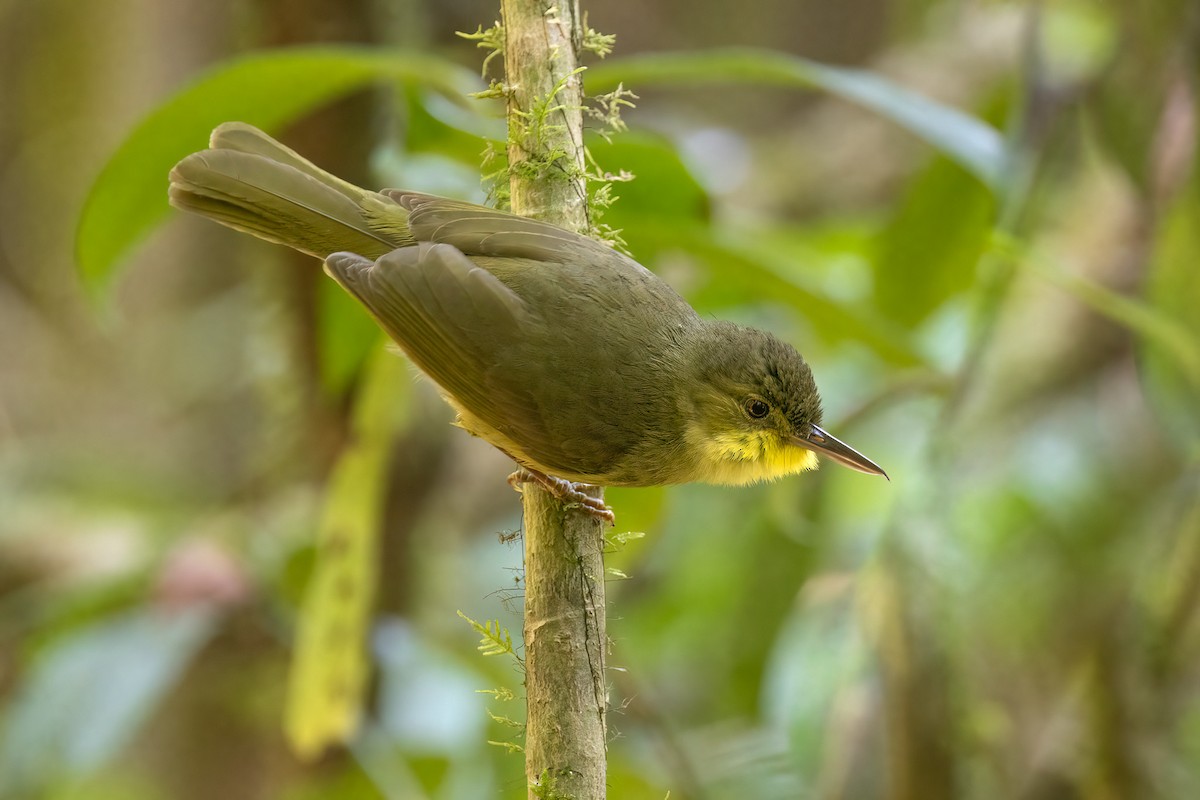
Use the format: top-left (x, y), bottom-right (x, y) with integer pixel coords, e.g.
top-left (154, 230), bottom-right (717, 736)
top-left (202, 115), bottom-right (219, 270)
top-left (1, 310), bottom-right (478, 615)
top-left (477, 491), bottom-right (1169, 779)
top-left (996, 233), bottom-right (1200, 445)
top-left (401, 85), bottom-right (502, 161)
top-left (1143, 185), bottom-right (1200, 451)
top-left (761, 572), bottom-right (866, 778)
top-left (578, 132), bottom-right (921, 365)
top-left (76, 47), bottom-right (481, 290)
top-left (285, 344), bottom-right (412, 760)
top-left (1088, 0), bottom-right (1190, 191)
top-left (586, 133), bottom-right (710, 227)
top-left (1038, 266), bottom-right (1200, 382)
top-left (668, 223), bottom-right (926, 366)
top-left (604, 486), bottom-right (666, 585)
top-left (874, 155), bottom-right (996, 327)
top-left (317, 280), bottom-right (388, 396)
top-left (588, 48), bottom-right (1009, 191)
top-left (0, 609), bottom-right (218, 796)
top-left (1038, 0), bottom-right (1117, 86)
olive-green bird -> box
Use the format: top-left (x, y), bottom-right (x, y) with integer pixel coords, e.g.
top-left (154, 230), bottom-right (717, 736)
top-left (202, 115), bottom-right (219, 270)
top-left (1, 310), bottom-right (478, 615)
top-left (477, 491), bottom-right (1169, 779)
top-left (169, 123), bottom-right (886, 517)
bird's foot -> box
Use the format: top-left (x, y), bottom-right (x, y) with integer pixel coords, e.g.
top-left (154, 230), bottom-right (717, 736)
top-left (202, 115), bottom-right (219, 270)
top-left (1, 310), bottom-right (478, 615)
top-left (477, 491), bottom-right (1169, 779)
top-left (508, 468), bottom-right (615, 525)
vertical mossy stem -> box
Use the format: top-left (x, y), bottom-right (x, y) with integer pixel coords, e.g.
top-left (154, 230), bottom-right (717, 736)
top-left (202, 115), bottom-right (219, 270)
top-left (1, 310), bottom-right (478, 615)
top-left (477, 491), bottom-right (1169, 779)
top-left (498, 1), bottom-right (608, 798)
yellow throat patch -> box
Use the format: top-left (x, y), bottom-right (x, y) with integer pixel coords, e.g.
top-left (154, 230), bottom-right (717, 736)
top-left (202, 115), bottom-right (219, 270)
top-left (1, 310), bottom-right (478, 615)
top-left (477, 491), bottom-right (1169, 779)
top-left (689, 426), bottom-right (821, 486)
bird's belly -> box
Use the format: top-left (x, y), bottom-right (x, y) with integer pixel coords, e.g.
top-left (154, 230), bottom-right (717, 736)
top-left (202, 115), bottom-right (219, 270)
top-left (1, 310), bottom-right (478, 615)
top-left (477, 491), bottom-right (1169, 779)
top-left (452, 405), bottom-right (616, 484)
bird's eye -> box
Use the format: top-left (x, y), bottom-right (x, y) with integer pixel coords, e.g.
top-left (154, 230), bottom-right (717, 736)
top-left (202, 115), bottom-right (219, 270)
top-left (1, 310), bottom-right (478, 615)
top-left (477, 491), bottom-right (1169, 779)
top-left (744, 398), bottom-right (770, 419)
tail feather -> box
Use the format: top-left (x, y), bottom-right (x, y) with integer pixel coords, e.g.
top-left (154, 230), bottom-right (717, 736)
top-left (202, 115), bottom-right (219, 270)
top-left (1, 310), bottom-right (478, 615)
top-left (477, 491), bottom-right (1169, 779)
top-left (168, 125), bottom-right (411, 261)
top-left (209, 122), bottom-right (368, 204)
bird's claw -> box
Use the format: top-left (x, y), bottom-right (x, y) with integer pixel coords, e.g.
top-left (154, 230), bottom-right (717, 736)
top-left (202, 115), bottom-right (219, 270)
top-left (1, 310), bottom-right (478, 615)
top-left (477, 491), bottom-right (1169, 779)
top-left (508, 468), bottom-right (615, 525)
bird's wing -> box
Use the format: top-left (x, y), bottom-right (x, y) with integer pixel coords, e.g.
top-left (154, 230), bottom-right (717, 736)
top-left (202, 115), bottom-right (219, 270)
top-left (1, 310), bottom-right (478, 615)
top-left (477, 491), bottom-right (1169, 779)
top-left (324, 243), bottom-right (553, 456)
top-left (381, 189), bottom-right (610, 263)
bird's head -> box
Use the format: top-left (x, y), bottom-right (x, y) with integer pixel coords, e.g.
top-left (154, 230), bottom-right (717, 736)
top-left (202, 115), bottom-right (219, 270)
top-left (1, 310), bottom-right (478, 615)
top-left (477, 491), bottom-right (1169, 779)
top-left (683, 323), bottom-right (887, 486)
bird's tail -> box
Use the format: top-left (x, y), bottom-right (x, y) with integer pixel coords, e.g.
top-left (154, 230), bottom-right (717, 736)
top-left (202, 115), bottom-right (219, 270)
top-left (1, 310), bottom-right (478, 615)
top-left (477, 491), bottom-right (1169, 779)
top-left (168, 122), bottom-right (411, 260)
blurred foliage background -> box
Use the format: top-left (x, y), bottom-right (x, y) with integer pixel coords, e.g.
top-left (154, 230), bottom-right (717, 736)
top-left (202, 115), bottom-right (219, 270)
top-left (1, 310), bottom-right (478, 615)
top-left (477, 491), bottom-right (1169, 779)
top-left (2, 0), bottom-right (1199, 798)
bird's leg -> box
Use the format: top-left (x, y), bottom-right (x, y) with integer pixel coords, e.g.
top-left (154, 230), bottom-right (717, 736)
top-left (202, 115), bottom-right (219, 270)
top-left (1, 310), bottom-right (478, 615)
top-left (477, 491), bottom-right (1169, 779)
top-left (507, 467), bottom-right (615, 525)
